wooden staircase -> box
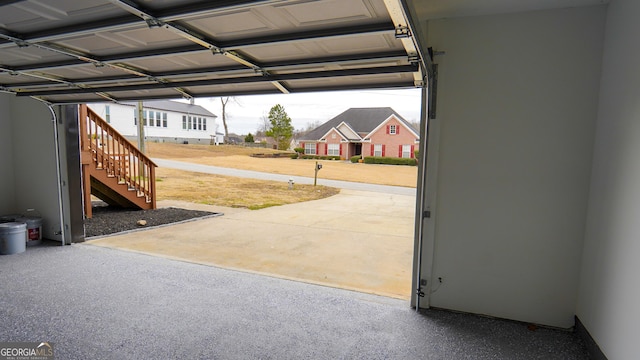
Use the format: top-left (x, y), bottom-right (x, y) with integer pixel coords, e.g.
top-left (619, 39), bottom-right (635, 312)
top-left (79, 104), bottom-right (156, 218)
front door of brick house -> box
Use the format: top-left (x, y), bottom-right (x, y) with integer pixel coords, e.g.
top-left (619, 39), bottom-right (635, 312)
top-left (355, 143), bottom-right (362, 156)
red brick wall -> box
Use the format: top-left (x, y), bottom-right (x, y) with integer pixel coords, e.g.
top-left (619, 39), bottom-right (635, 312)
top-left (367, 117), bottom-right (418, 158)
top-left (324, 129), bottom-right (344, 158)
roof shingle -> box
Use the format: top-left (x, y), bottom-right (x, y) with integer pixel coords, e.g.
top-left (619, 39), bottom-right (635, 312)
top-left (300, 107), bottom-right (416, 141)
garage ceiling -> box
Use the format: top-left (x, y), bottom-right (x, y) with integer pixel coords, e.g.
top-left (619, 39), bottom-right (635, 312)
top-left (0, 0), bottom-right (424, 104)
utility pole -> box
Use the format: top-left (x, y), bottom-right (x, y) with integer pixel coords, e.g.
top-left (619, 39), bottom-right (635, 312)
top-left (137, 101), bottom-right (145, 180)
top-left (137, 101), bottom-right (145, 153)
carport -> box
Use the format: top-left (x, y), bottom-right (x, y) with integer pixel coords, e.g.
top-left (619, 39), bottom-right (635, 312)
top-left (2, 1), bottom-right (638, 359)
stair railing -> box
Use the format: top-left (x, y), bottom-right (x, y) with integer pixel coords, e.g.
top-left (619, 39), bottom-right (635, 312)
top-left (79, 104), bottom-right (157, 215)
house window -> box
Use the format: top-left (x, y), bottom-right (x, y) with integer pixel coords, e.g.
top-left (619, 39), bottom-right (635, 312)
top-left (305, 142), bottom-right (316, 155)
top-left (374, 144), bottom-right (383, 157)
top-left (188, 116), bottom-right (192, 130)
top-left (182, 115), bottom-right (186, 129)
top-left (143, 110), bottom-right (148, 126)
top-left (156, 112), bottom-right (161, 127)
top-left (402, 145), bottom-right (412, 158)
top-left (389, 125), bottom-right (397, 134)
top-left (105, 105), bottom-right (110, 123)
top-left (328, 143), bottom-right (340, 156)
top-left (162, 113), bottom-right (167, 128)
top-left (134, 109), bottom-right (137, 125)
top-left (203, 118), bottom-right (207, 131)
top-left (198, 117), bottom-right (202, 130)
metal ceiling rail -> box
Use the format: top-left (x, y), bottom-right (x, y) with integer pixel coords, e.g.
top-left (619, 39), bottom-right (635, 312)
top-left (16, 64), bottom-right (418, 97)
top-left (4, 50), bottom-right (410, 89)
top-left (45, 80), bottom-right (413, 105)
top-left (111, 0), bottom-right (289, 94)
top-left (384, 0), bottom-right (423, 86)
top-left (0, 0), bottom-right (287, 47)
top-left (0, 31), bottom-right (194, 99)
top-left (7, 19), bottom-right (397, 72)
top-left (8, 44), bottom-right (206, 72)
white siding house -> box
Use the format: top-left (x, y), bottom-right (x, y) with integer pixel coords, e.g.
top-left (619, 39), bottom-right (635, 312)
top-left (88, 100), bottom-right (218, 144)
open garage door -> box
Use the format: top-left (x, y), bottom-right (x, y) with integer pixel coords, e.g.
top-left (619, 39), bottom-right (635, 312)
top-left (0, 0), bottom-right (432, 300)
top-left (0, 0), bottom-right (424, 102)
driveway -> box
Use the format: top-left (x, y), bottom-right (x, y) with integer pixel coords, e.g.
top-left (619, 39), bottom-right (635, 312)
top-left (87, 189), bottom-right (415, 299)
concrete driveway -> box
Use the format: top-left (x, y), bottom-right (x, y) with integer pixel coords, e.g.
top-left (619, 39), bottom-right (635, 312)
top-left (87, 189), bottom-right (415, 299)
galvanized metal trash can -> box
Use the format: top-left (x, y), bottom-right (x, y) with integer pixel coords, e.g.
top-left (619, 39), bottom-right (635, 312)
top-left (0, 222), bottom-right (27, 255)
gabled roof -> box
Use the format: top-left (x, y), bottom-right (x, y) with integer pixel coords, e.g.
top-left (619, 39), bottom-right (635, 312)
top-left (300, 107), bottom-right (417, 141)
top-left (365, 114), bottom-right (420, 139)
top-left (122, 100), bottom-right (216, 118)
top-left (318, 127), bottom-right (349, 142)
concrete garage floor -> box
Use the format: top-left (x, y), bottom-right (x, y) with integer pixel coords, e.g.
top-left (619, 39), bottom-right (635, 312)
top-left (87, 189), bottom-right (415, 299)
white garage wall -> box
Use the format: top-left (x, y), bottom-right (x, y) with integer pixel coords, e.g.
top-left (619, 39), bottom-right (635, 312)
top-left (0, 94), bottom-right (16, 214)
top-left (424, 6), bottom-right (606, 327)
top-left (10, 97), bottom-right (63, 241)
top-left (577, 0), bottom-right (640, 358)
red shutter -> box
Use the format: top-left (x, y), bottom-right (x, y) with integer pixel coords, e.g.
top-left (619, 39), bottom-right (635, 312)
top-left (316, 143), bottom-right (319, 154)
top-left (396, 126), bottom-right (400, 134)
top-left (324, 143), bottom-right (328, 155)
top-left (370, 144), bottom-right (374, 156)
top-left (339, 144), bottom-right (343, 156)
top-left (386, 125), bottom-right (389, 134)
top-left (398, 145), bottom-right (402, 158)
top-left (301, 142), bottom-right (305, 148)
top-left (410, 145), bottom-right (415, 158)
top-left (382, 144), bottom-right (386, 157)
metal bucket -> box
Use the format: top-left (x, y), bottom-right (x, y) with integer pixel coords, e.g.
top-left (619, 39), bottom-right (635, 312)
top-left (0, 222), bottom-right (27, 255)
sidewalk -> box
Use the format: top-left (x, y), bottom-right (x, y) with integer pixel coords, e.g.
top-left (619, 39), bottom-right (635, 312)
top-left (87, 189), bottom-right (415, 299)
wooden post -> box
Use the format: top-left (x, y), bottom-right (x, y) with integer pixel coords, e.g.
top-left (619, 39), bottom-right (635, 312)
top-left (78, 105), bottom-right (92, 218)
top-left (137, 101), bottom-right (145, 181)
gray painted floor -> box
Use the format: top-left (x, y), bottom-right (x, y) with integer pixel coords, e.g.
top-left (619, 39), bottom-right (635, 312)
top-left (0, 243), bottom-right (589, 360)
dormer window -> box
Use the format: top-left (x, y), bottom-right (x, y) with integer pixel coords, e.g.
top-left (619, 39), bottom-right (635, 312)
top-left (389, 125), bottom-right (397, 135)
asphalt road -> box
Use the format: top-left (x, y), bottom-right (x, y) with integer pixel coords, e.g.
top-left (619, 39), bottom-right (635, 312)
top-left (153, 158), bottom-right (416, 196)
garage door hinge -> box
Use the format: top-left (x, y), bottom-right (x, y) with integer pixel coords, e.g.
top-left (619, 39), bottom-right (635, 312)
top-left (416, 288), bottom-right (425, 298)
top-left (423, 210), bottom-right (431, 219)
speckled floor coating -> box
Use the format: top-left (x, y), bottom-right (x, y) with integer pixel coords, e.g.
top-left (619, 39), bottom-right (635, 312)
top-left (0, 244), bottom-right (589, 360)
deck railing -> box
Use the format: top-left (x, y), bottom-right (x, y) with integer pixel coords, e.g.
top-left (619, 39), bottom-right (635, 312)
top-left (79, 104), bottom-right (156, 215)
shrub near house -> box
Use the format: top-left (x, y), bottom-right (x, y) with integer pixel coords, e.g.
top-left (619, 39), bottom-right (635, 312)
top-left (298, 107), bottom-right (419, 164)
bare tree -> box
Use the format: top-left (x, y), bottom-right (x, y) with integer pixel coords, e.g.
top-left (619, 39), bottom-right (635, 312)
top-left (294, 120), bottom-right (321, 138)
top-left (256, 114), bottom-right (270, 137)
top-left (220, 97), bottom-right (231, 143)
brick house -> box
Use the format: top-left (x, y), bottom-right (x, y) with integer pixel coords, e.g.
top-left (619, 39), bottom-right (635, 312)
top-left (299, 108), bottom-right (419, 160)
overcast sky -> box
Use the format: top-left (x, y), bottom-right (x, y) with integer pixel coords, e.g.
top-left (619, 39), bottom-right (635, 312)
top-left (186, 88), bottom-right (423, 136)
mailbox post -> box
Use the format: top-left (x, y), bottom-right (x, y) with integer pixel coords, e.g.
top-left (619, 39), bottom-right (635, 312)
top-left (314, 161), bottom-right (322, 186)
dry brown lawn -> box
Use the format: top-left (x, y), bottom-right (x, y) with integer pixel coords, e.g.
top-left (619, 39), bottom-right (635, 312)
top-left (147, 143), bottom-right (417, 187)
top-left (146, 142), bottom-right (416, 209)
top-left (156, 168), bottom-right (340, 209)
